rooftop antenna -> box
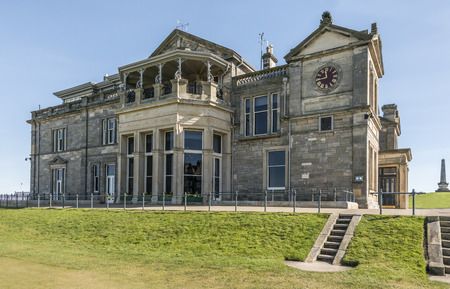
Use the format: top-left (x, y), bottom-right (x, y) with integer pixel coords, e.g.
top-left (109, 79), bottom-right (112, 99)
top-left (176, 20), bottom-right (189, 32)
top-left (258, 32), bottom-right (266, 70)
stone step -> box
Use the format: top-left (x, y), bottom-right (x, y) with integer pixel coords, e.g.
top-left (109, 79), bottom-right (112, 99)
top-left (442, 240), bottom-right (450, 248)
top-left (445, 266), bottom-right (450, 275)
top-left (330, 229), bottom-right (346, 236)
top-left (317, 254), bottom-right (334, 263)
top-left (440, 221), bottom-right (450, 228)
top-left (338, 215), bottom-right (354, 220)
top-left (442, 233), bottom-right (450, 241)
top-left (440, 216), bottom-right (450, 222)
top-left (441, 227), bottom-right (450, 234)
top-left (336, 219), bottom-right (351, 224)
top-left (323, 241), bottom-right (341, 249)
top-left (327, 235), bottom-right (343, 243)
top-left (442, 248), bottom-right (450, 256)
top-left (444, 256), bottom-right (450, 266)
top-left (320, 247), bottom-right (337, 256)
top-left (333, 223), bottom-right (349, 230)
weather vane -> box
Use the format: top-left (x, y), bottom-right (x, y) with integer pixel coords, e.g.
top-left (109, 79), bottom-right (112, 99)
top-left (176, 20), bottom-right (189, 31)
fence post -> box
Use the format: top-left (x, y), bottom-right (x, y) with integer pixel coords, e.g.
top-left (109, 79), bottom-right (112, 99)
top-left (123, 193), bottom-right (126, 210)
top-left (334, 188), bottom-right (337, 202)
top-left (90, 193), bottom-right (93, 209)
top-left (208, 192), bottom-right (212, 212)
top-left (293, 189), bottom-right (297, 213)
top-left (26, 195), bottom-right (29, 208)
top-left (106, 195), bottom-right (110, 210)
top-left (235, 190), bottom-right (238, 212)
top-left (379, 191), bottom-right (383, 215)
top-left (76, 194), bottom-right (79, 209)
top-left (16, 194), bottom-right (18, 208)
top-left (412, 189), bottom-right (416, 216)
top-left (318, 190), bottom-right (322, 213)
top-left (6, 195), bottom-right (8, 208)
top-left (62, 193), bottom-right (65, 209)
top-left (184, 192), bottom-right (187, 211)
top-left (162, 192), bottom-right (166, 211)
top-left (49, 194), bottom-right (52, 208)
top-left (264, 190), bottom-right (267, 212)
top-left (38, 194), bottom-right (40, 208)
top-left (142, 192), bottom-right (145, 211)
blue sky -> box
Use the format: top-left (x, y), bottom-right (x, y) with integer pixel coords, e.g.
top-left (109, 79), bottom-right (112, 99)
top-left (0, 0), bottom-right (449, 193)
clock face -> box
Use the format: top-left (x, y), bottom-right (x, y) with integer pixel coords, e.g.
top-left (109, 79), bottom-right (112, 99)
top-left (315, 66), bottom-right (338, 89)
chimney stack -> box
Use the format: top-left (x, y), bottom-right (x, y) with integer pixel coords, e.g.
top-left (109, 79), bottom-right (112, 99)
top-left (262, 44), bottom-right (278, 70)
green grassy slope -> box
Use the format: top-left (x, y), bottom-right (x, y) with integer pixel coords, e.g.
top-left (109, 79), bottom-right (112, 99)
top-left (409, 192), bottom-right (450, 208)
top-left (0, 209), bottom-right (446, 289)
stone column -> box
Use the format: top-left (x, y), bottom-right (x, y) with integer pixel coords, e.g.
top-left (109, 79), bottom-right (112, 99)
top-left (132, 132), bottom-right (141, 203)
top-left (174, 124), bottom-right (184, 204)
top-left (436, 159), bottom-right (450, 192)
top-left (222, 132), bottom-right (232, 193)
top-left (171, 78), bottom-right (188, 97)
top-left (152, 130), bottom-right (162, 203)
top-left (201, 81), bottom-right (218, 101)
top-left (203, 128), bottom-right (213, 201)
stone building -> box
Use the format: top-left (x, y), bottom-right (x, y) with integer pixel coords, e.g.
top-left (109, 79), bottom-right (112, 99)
top-left (27, 12), bottom-right (412, 208)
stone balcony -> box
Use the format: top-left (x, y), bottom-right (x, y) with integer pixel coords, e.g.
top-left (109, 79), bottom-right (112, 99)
top-left (121, 78), bottom-right (222, 108)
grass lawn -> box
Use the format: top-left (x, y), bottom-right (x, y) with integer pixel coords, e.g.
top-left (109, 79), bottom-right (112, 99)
top-left (0, 209), bottom-right (446, 289)
top-left (409, 192), bottom-right (450, 208)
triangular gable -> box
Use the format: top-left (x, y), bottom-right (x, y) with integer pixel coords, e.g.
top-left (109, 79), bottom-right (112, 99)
top-left (284, 24), bottom-right (372, 62)
top-left (49, 156), bottom-right (67, 166)
top-left (149, 29), bottom-right (237, 60)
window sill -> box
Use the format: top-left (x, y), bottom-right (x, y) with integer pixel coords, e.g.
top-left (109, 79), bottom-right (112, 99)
top-left (237, 132), bottom-right (281, 141)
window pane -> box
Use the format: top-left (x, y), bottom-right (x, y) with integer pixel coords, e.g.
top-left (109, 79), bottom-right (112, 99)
top-left (269, 151), bottom-right (285, 166)
top-left (184, 153), bottom-right (202, 175)
top-left (165, 131), bottom-right (174, 151)
top-left (184, 130), bottom-right (202, 150)
top-left (254, 111), bottom-right (268, 135)
top-left (128, 158), bottom-right (134, 176)
top-left (127, 137), bottom-right (134, 154)
top-left (272, 94), bottom-right (278, 109)
top-left (106, 164), bottom-right (115, 176)
top-left (245, 99), bottom-right (250, 113)
top-left (245, 114), bottom-right (251, 136)
top-left (165, 154), bottom-right (173, 175)
top-left (272, 110), bottom-right (278, 132)
top-left (320, 117), bottom-right (332, 131)
top-left (146, 177), bottom-right (152, 193)
top-left (269, 167), bottom-right (285, 188)
top-left (146, 134), bottom-right (152, 153)
top-left (214, 158), bottom-right (220, 177)
top-left (213, 134), bottom-right (222, 154)
top-left (146, 156), bottom-right (153, 177)
top-left (184, 176), bottom-right (202, 194)
top-left (254, 96), bottom-right (267, 112)
top-left (165, 176), bottom-right (172, 193)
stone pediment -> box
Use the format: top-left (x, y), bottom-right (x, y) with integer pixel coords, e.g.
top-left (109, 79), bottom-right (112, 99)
top-left (149, 29), bottom-right (236, 61)
top-left (284, 24), bottom-right (373, 62)
top-left (49, 156), bottom-right (67, 166)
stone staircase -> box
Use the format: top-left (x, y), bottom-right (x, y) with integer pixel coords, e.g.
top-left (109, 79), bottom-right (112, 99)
top-left (306, 213), bottom-right (361, 265)
top-left (439, 217), bottom-right (450, 274)
top-left (317, 214), bottom-right (352, 263)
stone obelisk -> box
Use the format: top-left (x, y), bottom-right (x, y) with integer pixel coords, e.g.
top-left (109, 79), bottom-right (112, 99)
top-left (436, 159), bottom-right (450, 192)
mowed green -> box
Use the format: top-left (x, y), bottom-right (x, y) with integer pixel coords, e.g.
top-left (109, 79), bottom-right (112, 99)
top-left (409, 192), bottom-right (450, 208)
top-left (0, 209), bottom-right (445, 289)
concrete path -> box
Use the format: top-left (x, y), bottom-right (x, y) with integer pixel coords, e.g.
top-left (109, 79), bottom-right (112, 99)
top-left (37, 205), bottom-right (450, 216)
top-left (285, 260), bottom-right (353, 272)
top-left (429, 275), bottom-right (450, 284)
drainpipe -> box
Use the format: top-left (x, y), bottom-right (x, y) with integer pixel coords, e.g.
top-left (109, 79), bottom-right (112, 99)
top-left (37, 121), bottom-right (41, 194)
top-left (84, 104), bottom-right (89, 198)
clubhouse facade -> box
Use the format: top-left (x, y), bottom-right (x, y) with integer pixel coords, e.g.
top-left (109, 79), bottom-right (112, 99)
top-left (28, 13), bottom-right (412, 208)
